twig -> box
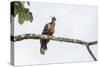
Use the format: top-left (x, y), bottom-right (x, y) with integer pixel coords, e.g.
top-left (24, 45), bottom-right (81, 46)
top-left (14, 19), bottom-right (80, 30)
top-left (86, 46), bottom-right (97, 61)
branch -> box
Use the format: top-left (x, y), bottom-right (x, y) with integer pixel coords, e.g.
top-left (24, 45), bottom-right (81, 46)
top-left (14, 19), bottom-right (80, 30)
top-left (86, 46), bottom-right (97, 61)
top-left (11, 33), bottom-right (98, 61)
top-left (11, 33), bottom-right (97, 46)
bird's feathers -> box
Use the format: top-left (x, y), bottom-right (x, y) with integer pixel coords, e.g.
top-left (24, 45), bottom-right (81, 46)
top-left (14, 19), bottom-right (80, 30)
top-left (40, 17), bottom-right (56, 55)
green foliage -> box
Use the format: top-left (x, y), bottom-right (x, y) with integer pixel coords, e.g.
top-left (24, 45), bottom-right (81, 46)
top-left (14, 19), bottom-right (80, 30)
top-left (11, 1), bottom-right (33, 25)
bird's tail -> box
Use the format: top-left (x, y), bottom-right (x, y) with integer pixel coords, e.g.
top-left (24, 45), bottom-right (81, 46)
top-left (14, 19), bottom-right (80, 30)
top-left (40, 47), bottom-right (45, 55)
top-left (40, 43), bottom-right (47, 55)
top-left (40, 39), bottom-right (49, 55)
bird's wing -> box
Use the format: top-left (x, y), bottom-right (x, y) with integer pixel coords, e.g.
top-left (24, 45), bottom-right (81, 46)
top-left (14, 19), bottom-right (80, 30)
top-left (42, 24), bottom-right (50, 34)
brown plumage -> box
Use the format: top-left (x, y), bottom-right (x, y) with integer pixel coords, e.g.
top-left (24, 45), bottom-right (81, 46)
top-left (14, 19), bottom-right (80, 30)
top-left (40, 17), bottom-right (56, 55)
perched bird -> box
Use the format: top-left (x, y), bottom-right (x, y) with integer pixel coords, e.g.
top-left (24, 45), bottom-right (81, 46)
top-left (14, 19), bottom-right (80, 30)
top-left (40, 17), bottom-right (56, 55)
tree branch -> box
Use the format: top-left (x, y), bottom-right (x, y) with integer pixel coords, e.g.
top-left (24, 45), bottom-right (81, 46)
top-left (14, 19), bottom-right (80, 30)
top-left (86, 46), bottom-right (97, 61)
top-left (11, 33), bottom-right (97, 46)
top-left (11, 33), bottom-right (98, 61)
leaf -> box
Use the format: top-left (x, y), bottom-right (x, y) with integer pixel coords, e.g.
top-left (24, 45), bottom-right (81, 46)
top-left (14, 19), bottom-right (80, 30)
top-left (24, 8), bottom-right (33, 22)
top-left (14, 6), bottom-right (19, 17)
top-left (18, 8), bottom-right (25, 24)
top-left (24, 8), bottom-right (29, 21)
top-left (28, 12), bottom-right (33, 22)
top-left (12, 1), bottom-right (33, 25)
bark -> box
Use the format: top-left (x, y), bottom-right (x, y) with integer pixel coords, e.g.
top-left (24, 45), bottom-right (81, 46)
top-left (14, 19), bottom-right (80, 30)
top-left (11, 33), bottom-right (98, 61)
top-left (86, 46), bottom-right (97, 61)
top-left (12, 33), bottom-right (97, 46)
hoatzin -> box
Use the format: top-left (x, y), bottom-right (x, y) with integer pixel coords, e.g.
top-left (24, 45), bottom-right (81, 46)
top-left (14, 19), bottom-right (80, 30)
top-left (40, 17), bottom-right (56, 55)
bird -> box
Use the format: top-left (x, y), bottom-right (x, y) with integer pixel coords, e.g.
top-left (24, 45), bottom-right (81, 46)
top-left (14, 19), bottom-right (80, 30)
top-left (40, 17), bottom-right (56, 55)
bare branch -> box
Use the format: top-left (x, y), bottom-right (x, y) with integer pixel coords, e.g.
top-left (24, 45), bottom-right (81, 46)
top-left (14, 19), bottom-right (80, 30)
top-left (11, 33), bottom-right (98, 61)
top-left (86, 46), bottom-right (97, 61)
top-left (11, 33), bottom-right (97, 46)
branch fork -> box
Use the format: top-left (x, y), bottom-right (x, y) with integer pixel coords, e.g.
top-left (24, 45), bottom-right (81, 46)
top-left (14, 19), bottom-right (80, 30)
top-left (11, 33), bottom-right (98, 61)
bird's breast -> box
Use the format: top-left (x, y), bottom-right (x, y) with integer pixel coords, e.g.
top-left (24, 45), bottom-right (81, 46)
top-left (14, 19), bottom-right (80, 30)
top-left (49, 25), bottom-right (55, 33)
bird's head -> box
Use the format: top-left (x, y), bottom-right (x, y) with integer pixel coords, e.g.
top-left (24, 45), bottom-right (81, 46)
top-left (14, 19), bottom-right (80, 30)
top-left (52, 17), bottom-right (56, 21)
